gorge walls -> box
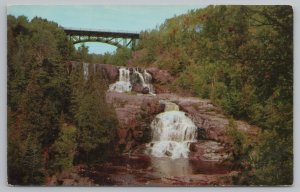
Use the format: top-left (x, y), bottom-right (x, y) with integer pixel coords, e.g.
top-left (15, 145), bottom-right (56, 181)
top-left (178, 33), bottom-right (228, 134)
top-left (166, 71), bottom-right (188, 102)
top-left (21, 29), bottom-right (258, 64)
top-left (67, 61), bottom-right (260, 159)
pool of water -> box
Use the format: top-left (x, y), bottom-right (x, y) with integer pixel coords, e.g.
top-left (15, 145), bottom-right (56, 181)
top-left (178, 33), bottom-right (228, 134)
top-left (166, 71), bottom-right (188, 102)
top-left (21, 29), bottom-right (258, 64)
top-left (81, 154), bottom-right (234, 186)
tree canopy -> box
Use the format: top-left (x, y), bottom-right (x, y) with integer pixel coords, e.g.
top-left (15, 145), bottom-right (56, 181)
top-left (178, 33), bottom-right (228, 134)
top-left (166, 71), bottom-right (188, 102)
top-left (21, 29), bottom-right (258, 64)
top-left (7, 15), bottom-right (117, 185)
top-left (132, 5), bottom-right (293, 185)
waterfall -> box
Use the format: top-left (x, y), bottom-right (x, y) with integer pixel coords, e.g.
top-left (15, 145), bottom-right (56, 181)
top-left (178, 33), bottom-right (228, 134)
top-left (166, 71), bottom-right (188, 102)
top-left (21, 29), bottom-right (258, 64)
top-left (148, 101), bottom-right (197, 159)
top-left (109, 67), bottom-right (132, 93)
top-left (83, 63), bottom-right (89, 80)
top-left (133, 69), bottom-right (154, 94)
top-left (143, 70), bottom-right (155, 94)
top-left (109, 67), bottom-right (155, 94)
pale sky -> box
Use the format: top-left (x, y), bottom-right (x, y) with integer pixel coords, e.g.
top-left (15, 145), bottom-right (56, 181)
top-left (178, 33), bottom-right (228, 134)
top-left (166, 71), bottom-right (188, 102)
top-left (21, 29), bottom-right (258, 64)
top-left (7, 5), bottom-right (204, 54)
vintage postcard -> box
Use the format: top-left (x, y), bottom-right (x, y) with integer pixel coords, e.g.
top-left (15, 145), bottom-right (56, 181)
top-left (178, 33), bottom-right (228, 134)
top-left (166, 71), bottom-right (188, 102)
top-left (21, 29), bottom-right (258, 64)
top-left (7, 5), bottom-right (293, 186)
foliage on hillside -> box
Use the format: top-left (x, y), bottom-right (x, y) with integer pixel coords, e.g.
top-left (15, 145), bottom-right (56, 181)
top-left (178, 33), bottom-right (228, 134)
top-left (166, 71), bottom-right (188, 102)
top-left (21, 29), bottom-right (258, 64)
top-left (70, 63), bottom-right (118, 164)
top-left (131, 5), bottom-right (293, 185)
top-left (7, 15), bottom-right (117, 185)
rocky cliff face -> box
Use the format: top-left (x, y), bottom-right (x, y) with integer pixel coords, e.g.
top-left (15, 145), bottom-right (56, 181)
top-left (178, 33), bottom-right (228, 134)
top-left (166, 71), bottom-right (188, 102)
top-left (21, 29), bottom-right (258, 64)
top-left (66, 61), bottom-right (174, 94)
top-left (68, 62), bottom-right (260, 159)
top-left (66, 61), bottom-right (119, 83)
top-left (106, 91), bottom-right (260, 156)
top-left (146, 67), bottom-right (175, 93)
top-left (106, 92), bottom-right (164, 153)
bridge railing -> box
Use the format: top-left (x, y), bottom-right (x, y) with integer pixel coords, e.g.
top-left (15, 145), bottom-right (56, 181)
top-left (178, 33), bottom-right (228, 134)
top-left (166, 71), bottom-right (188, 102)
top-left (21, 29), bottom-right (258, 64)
top-left (63, 27), bottom-right (140, 35)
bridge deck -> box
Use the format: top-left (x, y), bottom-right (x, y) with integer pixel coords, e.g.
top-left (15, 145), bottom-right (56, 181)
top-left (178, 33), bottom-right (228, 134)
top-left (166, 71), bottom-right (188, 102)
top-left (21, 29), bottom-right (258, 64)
top-left (63, 27), bottom-right (140, 39)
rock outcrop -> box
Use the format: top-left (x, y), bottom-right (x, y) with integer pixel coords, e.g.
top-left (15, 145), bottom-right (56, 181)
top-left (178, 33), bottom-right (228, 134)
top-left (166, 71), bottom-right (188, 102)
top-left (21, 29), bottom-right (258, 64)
top-left (69, 62), bottom-right (260, 154)
top-left (106, 92), bottom-right (164, 153)
top-left (66, 61), bottom-right (119, 83)
top-left (156, 94), bottom-right (260, 143)
top-left (189, 141), bottom-right (231, 162)
top-left (146, 67), bottom-right (175, 93)
top-left (66, 62), bottom-right (174, 94)
top-left (146, 67), bottom-right (174, 85)
top-left (106, 92), bottom-right (260, 154)
top-left (94, 63), bottom-right (119, 82)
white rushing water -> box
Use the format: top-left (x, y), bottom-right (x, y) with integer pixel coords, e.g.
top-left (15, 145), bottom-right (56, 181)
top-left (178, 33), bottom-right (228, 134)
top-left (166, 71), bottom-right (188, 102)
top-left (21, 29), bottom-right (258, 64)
top-left (148, 102), bottom-right (197, 159)
top-left (143, 70), bottom-right (155, 94)
top-left (133, 69), bottom-right (154, 94)
top-left (83, 63), bottom-right (89, 80)
top-left (109, 67), bottom-right (132, 93)
top-left (109, 67), bottom-right (155, 94)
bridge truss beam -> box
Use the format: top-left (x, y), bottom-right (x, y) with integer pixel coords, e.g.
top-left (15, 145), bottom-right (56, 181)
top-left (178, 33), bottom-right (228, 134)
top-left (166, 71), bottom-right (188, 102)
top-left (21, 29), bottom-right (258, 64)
top-left (64, 28), bottom-right (139, 50)
top-left (69, 35), bottom-right (137, 49)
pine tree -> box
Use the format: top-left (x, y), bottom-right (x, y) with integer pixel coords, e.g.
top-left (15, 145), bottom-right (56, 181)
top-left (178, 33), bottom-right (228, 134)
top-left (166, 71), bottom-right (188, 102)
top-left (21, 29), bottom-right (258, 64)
top-left (70, 64), bottom-right (118, 163)
top-left (7, 15), bottom-right (74, 184)
top-left (21, 133), bottom-right (44, 185)
top-left (48, 115), bottom-right (77, 173)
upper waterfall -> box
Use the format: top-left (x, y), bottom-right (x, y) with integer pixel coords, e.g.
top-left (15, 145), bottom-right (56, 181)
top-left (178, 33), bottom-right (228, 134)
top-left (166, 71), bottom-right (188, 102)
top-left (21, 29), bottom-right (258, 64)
top-left (109, 67), bottom-right (132, 93)
top-left (109, 67), bottom-right (155, 94)
top-left (133, 69), bottom-right (154, 94)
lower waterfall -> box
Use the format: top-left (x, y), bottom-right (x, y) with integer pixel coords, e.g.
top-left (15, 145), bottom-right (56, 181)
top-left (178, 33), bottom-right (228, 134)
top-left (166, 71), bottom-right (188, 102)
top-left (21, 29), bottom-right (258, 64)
top-left (148, 101), bottom-right (197, 159)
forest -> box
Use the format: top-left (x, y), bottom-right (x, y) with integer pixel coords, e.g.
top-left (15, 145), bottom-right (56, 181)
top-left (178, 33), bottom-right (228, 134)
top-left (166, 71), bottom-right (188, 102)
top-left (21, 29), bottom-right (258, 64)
top-left (7, 5), bottom-right (293, 186)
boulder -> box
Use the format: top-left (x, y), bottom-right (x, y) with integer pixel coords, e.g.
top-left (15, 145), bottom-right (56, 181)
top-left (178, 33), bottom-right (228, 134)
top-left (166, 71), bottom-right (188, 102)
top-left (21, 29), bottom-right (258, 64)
top-left (142, 87), bottom-right (150, 94)
top-left (131, 84), bottom-right (150, 94)
top-left (132, 84), bottom-right (143, 93)
top-left (189, 141), bottom-right (231, 162)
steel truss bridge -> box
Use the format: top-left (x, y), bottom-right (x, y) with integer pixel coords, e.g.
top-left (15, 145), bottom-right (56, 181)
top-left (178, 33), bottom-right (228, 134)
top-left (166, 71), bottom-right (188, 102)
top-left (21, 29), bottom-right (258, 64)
top-left (63, 27), bottom-right (140, 49)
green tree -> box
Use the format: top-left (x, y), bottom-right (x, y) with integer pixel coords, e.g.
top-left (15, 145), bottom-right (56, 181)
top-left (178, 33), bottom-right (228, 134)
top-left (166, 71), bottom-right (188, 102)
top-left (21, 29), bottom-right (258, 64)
top-left (21, 133), bottom-right (44, 185)
top-left (75, 44), bottom-right (90, 62)
top-left (133, 5), bottom-right (293, 185)
top-left (70, 64), bottom-right (118, 163)
top-left (48, 118), bottom-right (77, 173)
top-left (7, 15), bottom-right (74, 184)
top-left (226, 119), bottom-right (250, 167)
top-left (107, 47), bottom-right (132, 66)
